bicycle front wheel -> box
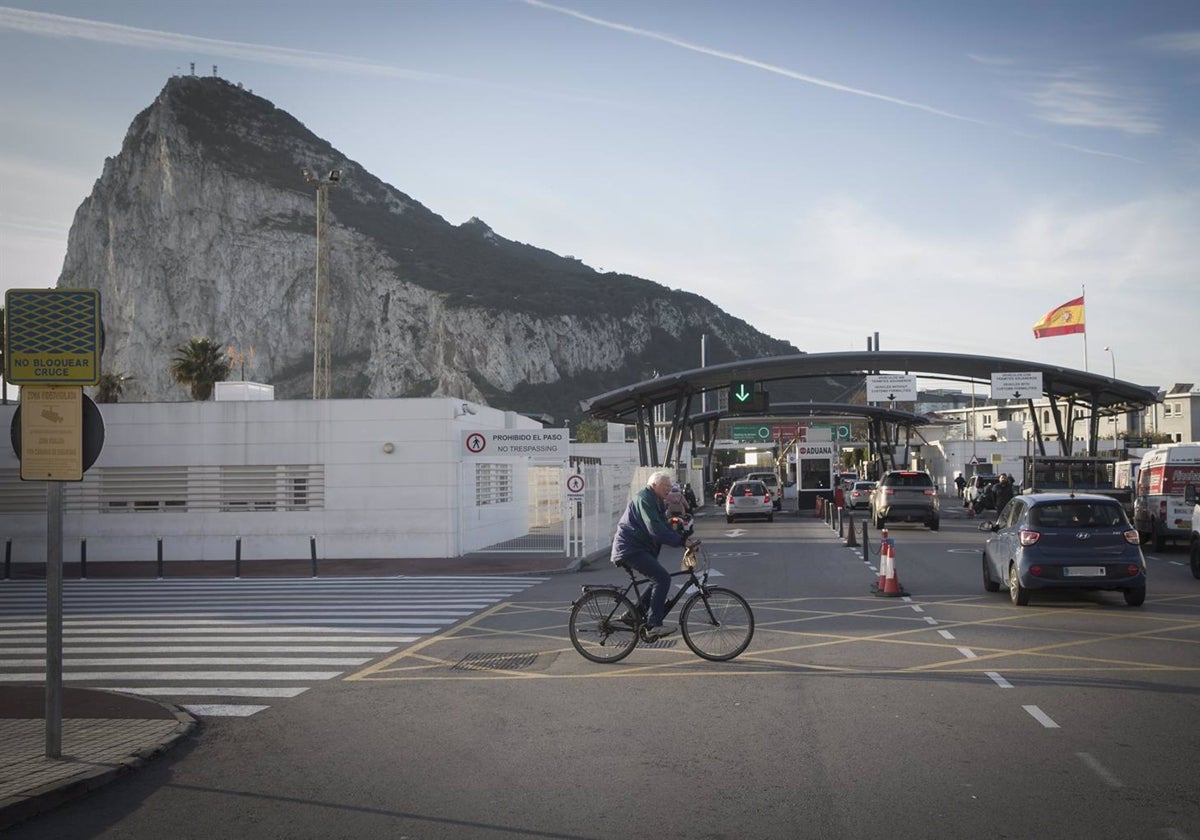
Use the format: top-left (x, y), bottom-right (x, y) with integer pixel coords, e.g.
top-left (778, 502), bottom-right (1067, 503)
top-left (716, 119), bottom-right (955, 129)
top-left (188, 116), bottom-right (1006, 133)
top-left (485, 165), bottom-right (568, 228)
top-left (680, 587), bottom-right (754, 661)
top-left (569, 589), bottom-right (639, 664)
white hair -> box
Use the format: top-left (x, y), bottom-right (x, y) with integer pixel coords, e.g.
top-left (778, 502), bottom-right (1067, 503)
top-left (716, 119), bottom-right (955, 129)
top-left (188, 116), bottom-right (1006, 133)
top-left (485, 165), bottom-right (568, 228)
top-left (647, 470), bottom-right (675, 488)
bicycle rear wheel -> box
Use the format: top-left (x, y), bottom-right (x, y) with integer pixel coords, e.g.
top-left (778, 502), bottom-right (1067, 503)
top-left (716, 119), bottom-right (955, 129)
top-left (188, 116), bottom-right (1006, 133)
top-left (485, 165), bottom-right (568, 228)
top-left (569, 589), bottom-right (640, 663)
top-left (680, 587), bottom-right (754, 661)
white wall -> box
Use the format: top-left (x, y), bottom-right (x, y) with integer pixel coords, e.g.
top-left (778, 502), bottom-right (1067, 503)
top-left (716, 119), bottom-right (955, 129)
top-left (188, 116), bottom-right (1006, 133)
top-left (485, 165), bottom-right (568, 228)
top-left (0, 397), bottom-right (554, 563)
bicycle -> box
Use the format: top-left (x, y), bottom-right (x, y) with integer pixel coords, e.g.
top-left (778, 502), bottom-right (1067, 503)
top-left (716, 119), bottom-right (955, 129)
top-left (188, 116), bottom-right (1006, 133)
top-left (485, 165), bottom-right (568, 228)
top-left (568, 542), bottom-right (754, 663)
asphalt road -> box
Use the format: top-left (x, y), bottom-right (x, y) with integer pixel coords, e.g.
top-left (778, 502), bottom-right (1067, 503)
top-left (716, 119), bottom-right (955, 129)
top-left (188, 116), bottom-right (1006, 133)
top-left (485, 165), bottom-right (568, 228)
top-left (9, 504), bottom-right (1200, 839)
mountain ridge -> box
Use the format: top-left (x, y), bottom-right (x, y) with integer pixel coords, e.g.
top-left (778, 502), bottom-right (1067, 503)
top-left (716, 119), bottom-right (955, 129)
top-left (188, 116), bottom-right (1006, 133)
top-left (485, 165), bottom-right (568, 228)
top-left (58, 74), bottom-right (843, 422)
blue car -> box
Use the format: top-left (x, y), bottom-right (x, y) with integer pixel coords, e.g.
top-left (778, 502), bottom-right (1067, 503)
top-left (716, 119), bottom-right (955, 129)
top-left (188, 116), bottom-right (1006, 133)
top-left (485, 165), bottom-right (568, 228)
top-left (980, 493), bottom-right (1146, 607)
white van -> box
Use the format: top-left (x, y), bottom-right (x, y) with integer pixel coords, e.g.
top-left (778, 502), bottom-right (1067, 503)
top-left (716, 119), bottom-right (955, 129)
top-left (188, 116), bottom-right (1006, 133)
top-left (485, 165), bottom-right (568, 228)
top-left (1133, 443), bottom-right (1200, 550)
top-left (745, 472), bottom-right (782, 510)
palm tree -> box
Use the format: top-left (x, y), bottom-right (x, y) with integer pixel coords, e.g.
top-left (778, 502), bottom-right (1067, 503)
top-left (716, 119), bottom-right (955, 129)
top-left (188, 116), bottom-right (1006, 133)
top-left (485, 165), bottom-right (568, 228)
top-left (94, 372), bottom-right (134, 403)
top-left (169, 337), bottom-right (231, 401)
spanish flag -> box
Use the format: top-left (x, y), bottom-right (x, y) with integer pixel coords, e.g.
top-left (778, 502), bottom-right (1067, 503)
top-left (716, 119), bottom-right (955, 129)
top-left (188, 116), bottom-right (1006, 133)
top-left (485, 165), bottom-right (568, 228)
top-left (1032, 295), bottom-right (1085, 339)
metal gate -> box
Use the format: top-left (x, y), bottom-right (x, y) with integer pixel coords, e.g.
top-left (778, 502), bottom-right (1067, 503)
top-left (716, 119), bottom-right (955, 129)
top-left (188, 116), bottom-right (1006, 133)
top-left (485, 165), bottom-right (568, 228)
top-left (459, 459), bottom-right (624, 558)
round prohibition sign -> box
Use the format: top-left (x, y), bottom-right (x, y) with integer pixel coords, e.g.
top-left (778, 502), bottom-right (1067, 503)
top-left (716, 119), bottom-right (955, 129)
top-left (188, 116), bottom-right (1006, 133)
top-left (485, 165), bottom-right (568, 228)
top-left (565, 474), bottom-right (586, 494)
top-left (465, 432), bottom-right (487, 454)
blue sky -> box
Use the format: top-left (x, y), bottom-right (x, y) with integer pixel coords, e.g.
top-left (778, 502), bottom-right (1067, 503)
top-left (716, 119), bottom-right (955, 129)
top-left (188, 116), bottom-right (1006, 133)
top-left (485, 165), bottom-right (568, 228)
top-left (1, 0), bottom-right (1197, 394)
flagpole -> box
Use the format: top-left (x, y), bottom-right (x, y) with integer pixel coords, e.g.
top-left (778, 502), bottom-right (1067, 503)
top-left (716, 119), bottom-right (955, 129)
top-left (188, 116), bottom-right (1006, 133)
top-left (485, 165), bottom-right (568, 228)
top-left (1081, 285), bottom-right (1088, 372)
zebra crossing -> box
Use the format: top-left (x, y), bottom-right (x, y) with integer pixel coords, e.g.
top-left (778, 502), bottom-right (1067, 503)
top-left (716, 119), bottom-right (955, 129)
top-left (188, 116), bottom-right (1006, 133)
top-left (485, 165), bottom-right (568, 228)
top-left (0, 575), bottom-right (547, 717)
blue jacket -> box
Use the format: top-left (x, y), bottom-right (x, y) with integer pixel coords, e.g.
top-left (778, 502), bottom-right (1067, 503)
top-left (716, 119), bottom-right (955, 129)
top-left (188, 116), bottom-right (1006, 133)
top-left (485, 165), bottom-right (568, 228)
top-left (611, 486), bottom-right (686, 564)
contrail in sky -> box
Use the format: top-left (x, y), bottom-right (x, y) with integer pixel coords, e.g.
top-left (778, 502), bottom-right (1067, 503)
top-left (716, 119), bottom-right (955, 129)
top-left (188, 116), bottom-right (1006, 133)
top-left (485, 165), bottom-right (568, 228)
top-left (522, 0), bottom-right (1140, 162)
top-left (0, 6), bottom-right (442, 79)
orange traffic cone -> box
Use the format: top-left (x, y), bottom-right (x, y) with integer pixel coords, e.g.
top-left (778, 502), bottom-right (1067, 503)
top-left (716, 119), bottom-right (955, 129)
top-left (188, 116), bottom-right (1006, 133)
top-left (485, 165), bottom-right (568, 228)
top-left (875, 535), bottom-right (891, 591)
top-left (874, 534), bottom-right (907, 597)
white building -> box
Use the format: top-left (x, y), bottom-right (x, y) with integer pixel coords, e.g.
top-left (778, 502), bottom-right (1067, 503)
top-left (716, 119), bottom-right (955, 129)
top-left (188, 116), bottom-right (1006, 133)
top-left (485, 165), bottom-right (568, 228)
top-left (0, 397), bottom-right (640, 567)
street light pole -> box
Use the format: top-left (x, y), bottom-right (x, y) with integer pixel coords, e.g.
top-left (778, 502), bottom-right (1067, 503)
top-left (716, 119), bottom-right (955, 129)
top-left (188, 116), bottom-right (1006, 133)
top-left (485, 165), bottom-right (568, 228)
top-left (1103, 346), bottom-right (1118, 449)
top-left (303, 168), bottom-right (341, 400)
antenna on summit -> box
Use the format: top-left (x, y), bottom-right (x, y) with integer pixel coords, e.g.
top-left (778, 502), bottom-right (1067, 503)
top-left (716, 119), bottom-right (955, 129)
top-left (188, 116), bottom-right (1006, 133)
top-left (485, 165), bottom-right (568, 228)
top-left (212, 65), bottom-right (218, 77)
top-left (190, 62), bottom-right (195, 75)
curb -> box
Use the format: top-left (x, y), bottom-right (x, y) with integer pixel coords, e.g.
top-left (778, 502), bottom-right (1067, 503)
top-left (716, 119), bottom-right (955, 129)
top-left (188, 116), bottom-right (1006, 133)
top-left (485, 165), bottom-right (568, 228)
top-left (0, 704), bottom-right (197, 832)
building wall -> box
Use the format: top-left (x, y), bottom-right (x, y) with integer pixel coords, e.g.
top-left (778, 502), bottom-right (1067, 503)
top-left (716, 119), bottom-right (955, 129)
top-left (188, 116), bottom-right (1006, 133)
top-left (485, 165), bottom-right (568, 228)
top-left (0, 397), bottom-right (603, 564)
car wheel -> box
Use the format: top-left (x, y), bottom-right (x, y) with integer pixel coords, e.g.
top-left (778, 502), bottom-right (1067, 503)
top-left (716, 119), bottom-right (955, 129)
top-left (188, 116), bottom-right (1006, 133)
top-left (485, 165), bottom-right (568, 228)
top-left (1008, 563), bottom-right (1030, 606)
top-left (982, 555), bottom-right (1000, 592)
top-left (1123, 587), bottom-right (1146, 607)
top-left (1190, 540), bottom-right (1200, 580)
top-left (928, 518), bottom-right (940, 532)
top-left (1152, 520), bottom-right (1166, 552)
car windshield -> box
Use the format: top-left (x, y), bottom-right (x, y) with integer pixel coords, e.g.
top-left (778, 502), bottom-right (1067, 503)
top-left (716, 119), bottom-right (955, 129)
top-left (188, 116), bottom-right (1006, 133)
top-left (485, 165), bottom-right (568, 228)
top-left (1029, 501), bottom-right (1126, 529)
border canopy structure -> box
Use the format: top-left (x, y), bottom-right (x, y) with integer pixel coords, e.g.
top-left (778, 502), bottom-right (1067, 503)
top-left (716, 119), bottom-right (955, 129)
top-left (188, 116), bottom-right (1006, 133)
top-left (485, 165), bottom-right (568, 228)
top-left (581, 351), bottom-right (1160, 468)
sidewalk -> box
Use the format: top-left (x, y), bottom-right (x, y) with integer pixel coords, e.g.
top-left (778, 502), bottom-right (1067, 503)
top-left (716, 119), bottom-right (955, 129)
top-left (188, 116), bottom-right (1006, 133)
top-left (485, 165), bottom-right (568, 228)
top-left (0, 551), bottom-right (587, 830)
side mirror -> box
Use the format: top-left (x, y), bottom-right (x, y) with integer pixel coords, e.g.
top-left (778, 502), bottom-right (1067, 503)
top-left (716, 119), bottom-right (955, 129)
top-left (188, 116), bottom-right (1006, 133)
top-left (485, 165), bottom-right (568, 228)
top-left (977, 521), bottom-right (994, 532)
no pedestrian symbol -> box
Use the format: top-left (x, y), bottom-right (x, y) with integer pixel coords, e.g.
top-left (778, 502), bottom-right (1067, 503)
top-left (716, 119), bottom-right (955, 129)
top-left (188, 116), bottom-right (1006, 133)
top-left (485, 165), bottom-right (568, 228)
top-left (566, 474), bottom-right (586, 497)
top-left (465, 433), bottom-right (486, 454)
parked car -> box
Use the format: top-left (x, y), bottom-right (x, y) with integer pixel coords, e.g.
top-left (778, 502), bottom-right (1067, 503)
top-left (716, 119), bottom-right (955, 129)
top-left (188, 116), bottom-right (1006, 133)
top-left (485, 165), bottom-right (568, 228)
top-left (745, 472), bottom-right (782, 510)
top-left (870, 470), bottom-right (940, 530)
top-left (846, 480), bottom-right (876, 510)
top-left (979, 492), bottom-right (1146, 606)
top-left (725, 480), bottom-right (774, 523)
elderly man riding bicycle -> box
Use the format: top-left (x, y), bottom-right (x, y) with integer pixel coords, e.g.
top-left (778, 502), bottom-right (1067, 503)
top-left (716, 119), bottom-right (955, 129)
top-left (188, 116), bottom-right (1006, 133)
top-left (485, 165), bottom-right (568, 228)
top-left (610, 470), bottom-right (700, 640)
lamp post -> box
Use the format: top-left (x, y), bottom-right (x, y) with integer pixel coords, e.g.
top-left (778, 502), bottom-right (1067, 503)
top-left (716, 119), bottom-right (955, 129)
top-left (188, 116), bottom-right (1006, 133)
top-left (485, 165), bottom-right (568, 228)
top-left (1103, 346), bottom-right (1118, 449)
top-left (303, 168), bottom-right (341, 400)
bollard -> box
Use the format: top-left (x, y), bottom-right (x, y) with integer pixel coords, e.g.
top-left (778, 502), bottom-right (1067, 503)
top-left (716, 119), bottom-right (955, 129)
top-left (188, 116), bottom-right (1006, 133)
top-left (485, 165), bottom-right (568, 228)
top-left (4, 539), bottom-right (10, 580)
top-left (156, 537), bottom-right (163, 579)
top-left (838, 508), bottom-right (845, 538)
top-left (862, 520), bottom-right (869, 563)
top-left (80, 538), bottom-right (87, 580)
top-left (235, 536), bottom-right (242, 579)
top-left (814, 497), bottom-right (823, 518)
top-left (310, 535), bottom-right (318, 578)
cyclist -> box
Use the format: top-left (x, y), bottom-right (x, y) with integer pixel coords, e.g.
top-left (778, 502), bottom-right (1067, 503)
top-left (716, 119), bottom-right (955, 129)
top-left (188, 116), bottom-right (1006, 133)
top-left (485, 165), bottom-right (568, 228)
top-left (611, 470), bottom-right (700, 640)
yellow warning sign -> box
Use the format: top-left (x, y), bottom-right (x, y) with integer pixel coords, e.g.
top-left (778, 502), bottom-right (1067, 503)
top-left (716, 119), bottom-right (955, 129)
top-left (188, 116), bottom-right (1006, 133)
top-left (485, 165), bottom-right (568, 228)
top-left (19, 386), bottom-right (83, 481)
top-left (4, 289), bottom-right (102, 385)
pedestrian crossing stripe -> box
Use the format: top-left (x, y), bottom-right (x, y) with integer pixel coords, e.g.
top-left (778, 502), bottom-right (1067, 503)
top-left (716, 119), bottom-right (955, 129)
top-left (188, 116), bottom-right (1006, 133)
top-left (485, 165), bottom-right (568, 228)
top-left (0, 575), bottom-right (547, 717)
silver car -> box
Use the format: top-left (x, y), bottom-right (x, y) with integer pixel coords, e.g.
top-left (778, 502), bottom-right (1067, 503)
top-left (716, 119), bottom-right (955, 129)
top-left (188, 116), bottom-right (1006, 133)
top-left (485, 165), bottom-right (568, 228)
top-left (725, 480), bottom-right (775, 523)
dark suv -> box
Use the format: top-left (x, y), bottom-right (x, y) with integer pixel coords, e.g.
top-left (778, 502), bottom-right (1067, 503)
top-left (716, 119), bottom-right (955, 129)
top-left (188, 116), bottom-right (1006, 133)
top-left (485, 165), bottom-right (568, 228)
top-left (871, 470), bottom-right (940, 530)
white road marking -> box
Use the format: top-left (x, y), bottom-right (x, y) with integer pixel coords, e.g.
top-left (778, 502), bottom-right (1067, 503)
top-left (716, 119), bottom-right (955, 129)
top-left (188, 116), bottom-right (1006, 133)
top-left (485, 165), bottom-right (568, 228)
top-left (957, 647), bottom-right (977, 659)
top-left (938, 630), bottom-right (955, 640)
top-left (2, 657), bottom-right (371, 667)
top-left (924, 617), bottom-right (938, 625)
top-left (0, 671), bottom-right (344, 682)
top-left (112, 687), bottom-right (309, 698)
top-left (986, 672), bottom-right (1013, 688)
top-left (910, 605), bottom-right (924, 613)
top-left (182, 704), bottom-right (270, 717)
top-left (1076, 752), bottom-right (1124, 788)
top-left (1023, 705), bottom-right (1060, 728)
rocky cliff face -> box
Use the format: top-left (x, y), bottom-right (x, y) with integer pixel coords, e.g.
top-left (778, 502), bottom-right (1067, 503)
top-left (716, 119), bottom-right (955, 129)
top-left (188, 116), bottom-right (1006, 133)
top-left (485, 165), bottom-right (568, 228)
top-left (59, 76), bottom-right (831, 422)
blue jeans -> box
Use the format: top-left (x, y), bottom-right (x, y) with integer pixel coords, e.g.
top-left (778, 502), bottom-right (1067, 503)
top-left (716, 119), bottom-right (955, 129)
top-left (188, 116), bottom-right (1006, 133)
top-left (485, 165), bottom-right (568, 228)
top-left (623, 551), bottom-right (671, 628)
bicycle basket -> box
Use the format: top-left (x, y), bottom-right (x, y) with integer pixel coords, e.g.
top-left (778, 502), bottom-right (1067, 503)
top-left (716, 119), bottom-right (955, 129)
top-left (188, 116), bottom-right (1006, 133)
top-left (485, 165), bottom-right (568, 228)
top-left (681, 546), bottom-right (699, 571)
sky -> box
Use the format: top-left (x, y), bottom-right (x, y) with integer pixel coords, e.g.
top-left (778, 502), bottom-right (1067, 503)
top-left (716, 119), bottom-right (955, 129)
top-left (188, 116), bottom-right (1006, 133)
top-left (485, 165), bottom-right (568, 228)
top-left (1, 0), bottom-right (1198, 397)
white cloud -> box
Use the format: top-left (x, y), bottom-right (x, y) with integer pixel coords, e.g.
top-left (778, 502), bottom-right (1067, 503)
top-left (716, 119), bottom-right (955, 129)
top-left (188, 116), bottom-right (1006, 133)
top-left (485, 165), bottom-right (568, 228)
top-left (1139, 31), bottom-right (1200, 55)
top-left (1026, 67), bottom-right (1160, 135)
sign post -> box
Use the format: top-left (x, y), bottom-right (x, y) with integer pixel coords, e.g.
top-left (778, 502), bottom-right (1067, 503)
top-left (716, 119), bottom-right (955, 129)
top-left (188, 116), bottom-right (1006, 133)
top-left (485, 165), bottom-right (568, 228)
top-left (5, 289), bottom-right (102, 759)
